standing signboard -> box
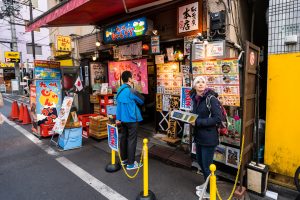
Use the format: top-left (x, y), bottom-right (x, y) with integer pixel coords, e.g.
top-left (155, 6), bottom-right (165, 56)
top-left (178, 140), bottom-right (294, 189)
top-left (180, 87), bottom-right (192, 111)
top-left (107, 124), bottom-right (118, 152)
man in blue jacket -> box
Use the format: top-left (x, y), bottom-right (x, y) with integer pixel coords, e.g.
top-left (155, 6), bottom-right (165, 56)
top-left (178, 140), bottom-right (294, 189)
top-left (116, 71), bottom-right (145, 170)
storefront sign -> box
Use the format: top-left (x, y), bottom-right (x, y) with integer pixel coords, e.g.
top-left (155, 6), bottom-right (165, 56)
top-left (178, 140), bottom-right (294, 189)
top-left (151, 36), bottom-right (160, 54)
top-left (34, 67), bottom-right (61, 80)
top-left (0, 62), bottom-right (14, 67)
top-left (4, 51), bottom-right (20, 63)
top-left (104, 17), bottom-right (148, 43)
top-left (180, 87), bottom-right (192, 111)
top-left (52, 96), bottom-right (73, 135)
top-left (34, 60), bottom-right (60, 68)
top-left (56, 35), bottom-right (71, 51)
top-left (206, 41), bottom-right (225, 59)
top-left (108, 59), bottom-right (148, 94)
top-left (107, 124), bottom-right (118, 151)
top-left (178, 2), bottom-right (199, 33)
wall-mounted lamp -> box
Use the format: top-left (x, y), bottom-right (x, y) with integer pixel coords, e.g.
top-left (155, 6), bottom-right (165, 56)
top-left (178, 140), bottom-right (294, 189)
top-left (95, 41), bottom-right (101, 47)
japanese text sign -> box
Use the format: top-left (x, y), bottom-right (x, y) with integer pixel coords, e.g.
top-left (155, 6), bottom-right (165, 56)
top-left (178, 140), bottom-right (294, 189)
top-left (107, 124), bottom-right (119, 152)
top-left (4, 51), bottom-right (20, 63)
top-left (104, 17), bottom-right (148, 43)
top-left (56, 35), bottom-right (71, 51)
top-left (178, 2), bottom-right (199, 33)
top-left (180, 87), bottom-right (192, 111)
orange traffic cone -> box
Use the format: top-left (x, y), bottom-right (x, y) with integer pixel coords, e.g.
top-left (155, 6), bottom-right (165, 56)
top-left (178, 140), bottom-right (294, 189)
top-left (22, 105), bottom-right (32, 125)
top-left (17, 103), bottom-right (24, 122)
top-left (10, 101), bottom-right (19, 120)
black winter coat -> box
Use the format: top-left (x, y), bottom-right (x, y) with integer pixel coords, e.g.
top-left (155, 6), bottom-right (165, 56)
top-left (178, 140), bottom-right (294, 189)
top-left (191, 89), bottom-right (223, 147)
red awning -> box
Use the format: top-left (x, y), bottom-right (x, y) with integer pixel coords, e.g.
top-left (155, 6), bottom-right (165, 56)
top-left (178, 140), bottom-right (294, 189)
top-left (26, 0), bottom-right (170, 32)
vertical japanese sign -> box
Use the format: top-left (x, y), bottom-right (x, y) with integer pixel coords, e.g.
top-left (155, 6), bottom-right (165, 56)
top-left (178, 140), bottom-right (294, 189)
top-left (52, 96), bottom-right (74, 135)
top-left (151, 36), bottom-right (160, 54)
top-left (56, 35), bottom-right (71, 51)
top-left (180, 87), bottom-right (192, 111)
top-left (178, 2), bottom-right (199, 33)
top-left (107, 124), bottom-right (119, 151)
top-left (35, 80), bottom-right (62, 125)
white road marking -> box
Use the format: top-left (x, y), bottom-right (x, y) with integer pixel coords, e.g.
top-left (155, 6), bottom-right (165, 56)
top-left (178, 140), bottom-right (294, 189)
top-left (1, 106), bottom-right (129, 200)
top-left (56, 157), bottom-right (128, 200)
top-left (2, 115), bottom-right (58, 156)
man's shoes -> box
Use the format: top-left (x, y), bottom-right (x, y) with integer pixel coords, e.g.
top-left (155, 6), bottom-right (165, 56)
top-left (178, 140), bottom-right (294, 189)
top-left (195, 183), bottom-right (206, 191)
top-left (126, 161), bottom-right (143, 170)
top-left (121, 159), bottom-right (128, 166)
top-left (196, 190), bottom-right (210, 199)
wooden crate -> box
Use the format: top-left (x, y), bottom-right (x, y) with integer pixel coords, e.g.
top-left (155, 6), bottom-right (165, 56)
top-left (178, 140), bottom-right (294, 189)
top-left (90, 95), bottom-right (99, 103)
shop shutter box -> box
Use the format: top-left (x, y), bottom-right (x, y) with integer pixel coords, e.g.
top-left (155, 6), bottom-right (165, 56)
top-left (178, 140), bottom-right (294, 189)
top-left (246, 162), bottom-right (269, 196)
top-left (58, 127), bottom-right (82, 150)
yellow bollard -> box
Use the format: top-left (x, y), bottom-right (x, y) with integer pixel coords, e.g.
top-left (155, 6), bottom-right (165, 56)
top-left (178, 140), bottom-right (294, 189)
top-left (143, 138), bottom-right (149, 196)
top-left (210, 164), bottom-right (217, 200)
top-left (137, 138), bottom-right (156, 200)
top-left (112, 150), bottom-right (115, 165)
top-left (105, 149), bottom-right (121, 173)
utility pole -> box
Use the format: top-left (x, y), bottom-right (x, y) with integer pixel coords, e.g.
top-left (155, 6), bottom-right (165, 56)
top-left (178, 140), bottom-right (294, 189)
top-left (29, 0), bottom-right (35, 60)
top-left (9, 0), bottom-right (20, 94)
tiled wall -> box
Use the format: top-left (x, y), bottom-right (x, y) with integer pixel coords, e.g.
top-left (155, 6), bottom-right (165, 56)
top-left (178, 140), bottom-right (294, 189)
top-left (268, 0), bottom-right (300, 54)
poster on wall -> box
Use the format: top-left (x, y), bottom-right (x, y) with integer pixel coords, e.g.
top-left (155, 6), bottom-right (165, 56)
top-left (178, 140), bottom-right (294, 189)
top-left (166, 47), bottom-right (175, 61)
top-left (151, 36), bottom-right (160, 54)
top-left (184, 35), bottom-right (195, 55)
top-left (90, 62), bottom-right (107, 88)
top-left (180, 87), bottom-right (192, 111)
top-left (214, 145), bottom-right (226, 164)
top-left (35, 80), bottom-right (62, 126)
top-left (118, 41), bottom-right (142, 60)
top-left (226, 147), bottom-right (240, 168)
top-left (181, 65), bottom-right (191, 87)
top-left (192, 59), bottom-right (240, 106)
top-left (108, 59), bottom-right (148, 94)
top-left (156, 62), bottom-right (181, 95)
top-left (52, 96), bottom-right (74, 135)
top-left (155, 55), bottom-right (164, 65)
top-left (178, 2), bottom-right (199, 33)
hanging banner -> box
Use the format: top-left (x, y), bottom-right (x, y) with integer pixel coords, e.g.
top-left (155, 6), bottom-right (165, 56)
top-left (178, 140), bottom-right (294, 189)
top-left (104, 17), bottom-right (148, 43)
top-left (35, 80), bottom-right (62, 126)
top-left (178, 2), bottom-right (199, 33)
top-left (52, 96), bottom-right (74, 135)
top-left (108, 59), bottom-right (148, 94)
top-left (180, 87), bottom-right (192, 111)
top-left (107, 124), bottom-right (119, 152)
top-left (151, 36), bottom-right (160, 54)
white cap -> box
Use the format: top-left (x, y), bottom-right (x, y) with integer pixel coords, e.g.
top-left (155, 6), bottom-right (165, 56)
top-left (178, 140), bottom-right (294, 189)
top-left (193, 76), bottom-right (206, 87)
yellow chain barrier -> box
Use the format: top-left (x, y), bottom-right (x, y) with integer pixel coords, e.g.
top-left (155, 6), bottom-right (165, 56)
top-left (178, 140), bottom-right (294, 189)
top-left (215, 133), bottom-right (245, 200)
top-left (116, 146), bottom-right (144, 179)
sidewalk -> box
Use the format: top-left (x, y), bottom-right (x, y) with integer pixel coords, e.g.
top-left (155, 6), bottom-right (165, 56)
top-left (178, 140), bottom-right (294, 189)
top-left (2, 93), bottom-right (299, 200)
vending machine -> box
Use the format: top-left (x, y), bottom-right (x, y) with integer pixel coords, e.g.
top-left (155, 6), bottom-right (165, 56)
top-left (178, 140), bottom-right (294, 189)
top-left (30, 60), bottom-right (62, 138)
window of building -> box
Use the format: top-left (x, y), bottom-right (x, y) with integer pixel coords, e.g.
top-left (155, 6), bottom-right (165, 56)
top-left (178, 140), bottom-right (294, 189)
top-left (26, 44), bottom-right (42, 55)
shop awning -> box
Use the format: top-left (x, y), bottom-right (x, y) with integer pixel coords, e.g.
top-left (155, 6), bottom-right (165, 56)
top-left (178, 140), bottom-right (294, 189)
top-left (26, 0), bottom-right (173, 32)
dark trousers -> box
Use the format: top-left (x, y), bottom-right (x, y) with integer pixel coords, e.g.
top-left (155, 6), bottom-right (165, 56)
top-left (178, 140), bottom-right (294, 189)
top-left (120, 122), bottom-right (138, 165)
top-left (196, 144), bottom-right (216, 193)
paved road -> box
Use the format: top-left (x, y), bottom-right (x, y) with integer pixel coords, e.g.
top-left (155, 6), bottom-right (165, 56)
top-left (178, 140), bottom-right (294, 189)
top-left (0, 97), bottom-right (298, 200)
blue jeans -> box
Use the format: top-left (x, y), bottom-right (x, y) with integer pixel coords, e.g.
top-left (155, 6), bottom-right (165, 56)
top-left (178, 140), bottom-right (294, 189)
top-left (196, 144), bottom-right (216, 193)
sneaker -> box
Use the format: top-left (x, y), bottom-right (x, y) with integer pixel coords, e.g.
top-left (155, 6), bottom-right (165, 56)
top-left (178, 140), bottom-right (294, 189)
top-left (196, 190), bottom-right (210, 199)
top-left (121, 160), bottom-right (128, 166)
top-left (195, 183), bottom-right (206, 191)
top-left (126, 161), bottom-right (143, 170)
